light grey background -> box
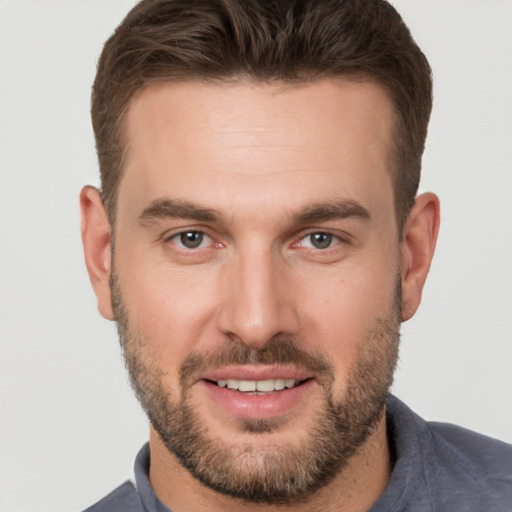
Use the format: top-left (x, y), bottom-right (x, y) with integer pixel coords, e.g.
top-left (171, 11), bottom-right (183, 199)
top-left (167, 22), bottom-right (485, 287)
top-left (1, 1), bottom-right (511, 511)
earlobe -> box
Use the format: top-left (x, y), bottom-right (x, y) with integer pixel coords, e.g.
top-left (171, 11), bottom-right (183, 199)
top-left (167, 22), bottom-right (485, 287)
top-left (400, 192), bottom-right (440, 321)
top-left (80, 186), bottom-right (114, 321)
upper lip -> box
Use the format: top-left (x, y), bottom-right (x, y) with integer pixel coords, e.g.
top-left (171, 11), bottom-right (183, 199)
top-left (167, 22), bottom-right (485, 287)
top-left (198, 365), bottom-right (313, 383)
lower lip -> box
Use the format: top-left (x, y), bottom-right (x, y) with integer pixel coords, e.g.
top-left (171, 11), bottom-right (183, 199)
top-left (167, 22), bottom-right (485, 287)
top-left (199, 379), bottom-right (317, 420)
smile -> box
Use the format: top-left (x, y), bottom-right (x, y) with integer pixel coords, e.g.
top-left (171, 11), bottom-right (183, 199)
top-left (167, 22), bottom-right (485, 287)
top-left (198, 370), bottom-right (318, 419)
top-left (213, 378), bottom-right (304, 392)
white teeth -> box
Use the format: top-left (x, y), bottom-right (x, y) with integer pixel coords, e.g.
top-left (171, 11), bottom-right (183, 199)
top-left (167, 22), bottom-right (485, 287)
top-left (256, 379), bottom-right (275, 392)
top-left (285, 379), bottom-right (296, 389)
top-left (226, 379), bottom-right (239, 390)
top-left (274, 378), bottom-right (285, 391)
top-left (238, 380), bottom-right (256, 392)
top-left (215, 378), bottom-right (298, 392)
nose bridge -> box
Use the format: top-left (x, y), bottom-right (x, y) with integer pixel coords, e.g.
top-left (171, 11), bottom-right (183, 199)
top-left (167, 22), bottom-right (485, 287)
top-left (217, 244), bottom-right (297, 348)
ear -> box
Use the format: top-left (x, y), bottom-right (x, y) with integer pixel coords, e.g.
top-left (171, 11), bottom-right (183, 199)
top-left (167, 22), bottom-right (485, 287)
top-left (400, 192), bottom-right (440, 321)
top-left (80, 186), bottom-right (114, 320)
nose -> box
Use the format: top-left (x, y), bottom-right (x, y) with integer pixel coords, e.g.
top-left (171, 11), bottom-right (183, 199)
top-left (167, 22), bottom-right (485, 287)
top-left (216, 249), bottom-right (299, 349)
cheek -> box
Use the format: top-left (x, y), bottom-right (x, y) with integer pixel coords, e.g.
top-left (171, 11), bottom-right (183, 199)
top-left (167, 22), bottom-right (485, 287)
top-left (295, 260), bottom-right (399, 373)
top-left (115, 252), bottom-right (222, 367)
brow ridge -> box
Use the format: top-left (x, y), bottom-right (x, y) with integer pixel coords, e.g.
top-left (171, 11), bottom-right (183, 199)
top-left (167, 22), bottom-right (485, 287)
top-left (137, 197), bottom-right (370, 226)
top-left (294, 200), bottom-right (371, 224)
top-left (138, 198), bottom-right (220, 224)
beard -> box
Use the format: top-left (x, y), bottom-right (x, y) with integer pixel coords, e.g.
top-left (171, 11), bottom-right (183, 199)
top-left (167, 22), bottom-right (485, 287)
top-left (111, 272), bottom-right (401, 505)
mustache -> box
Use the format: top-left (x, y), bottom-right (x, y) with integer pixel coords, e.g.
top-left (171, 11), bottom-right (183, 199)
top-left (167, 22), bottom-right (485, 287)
top-left (179, 337), bottom-right (335, 388)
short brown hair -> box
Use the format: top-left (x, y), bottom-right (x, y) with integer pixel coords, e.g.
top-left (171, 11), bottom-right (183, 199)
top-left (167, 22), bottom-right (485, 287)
top-left (92, 0), bottom-right (432, 230)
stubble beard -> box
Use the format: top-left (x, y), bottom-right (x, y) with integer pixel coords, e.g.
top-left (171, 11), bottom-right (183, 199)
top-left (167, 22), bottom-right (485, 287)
top-left (111, 273), bottom-right (401, 505)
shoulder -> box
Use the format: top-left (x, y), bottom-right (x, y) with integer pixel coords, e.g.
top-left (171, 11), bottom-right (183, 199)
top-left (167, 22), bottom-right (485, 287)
top-left (82, 481), bottom-right (144, 512)
top-left (427, 420), bottom-right (512, 484)
top-left (419, 415), bottom-right (512, 509)
top-left (385, 396), bottom-right (512, 510)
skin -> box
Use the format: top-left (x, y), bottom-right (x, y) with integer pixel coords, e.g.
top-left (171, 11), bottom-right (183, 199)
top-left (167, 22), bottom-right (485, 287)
top-left (81, 79), bottom-right (440, 512)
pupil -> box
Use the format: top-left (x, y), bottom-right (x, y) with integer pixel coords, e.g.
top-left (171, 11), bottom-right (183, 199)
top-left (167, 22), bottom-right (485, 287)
top-left (311, 232), bottom-right (331, 249)
top-left (180, 231), bottom-right (203, 248)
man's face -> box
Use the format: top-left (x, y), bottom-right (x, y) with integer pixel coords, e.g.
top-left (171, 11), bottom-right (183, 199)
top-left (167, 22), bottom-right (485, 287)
top-left (111, 79), bottom-right (403, 502)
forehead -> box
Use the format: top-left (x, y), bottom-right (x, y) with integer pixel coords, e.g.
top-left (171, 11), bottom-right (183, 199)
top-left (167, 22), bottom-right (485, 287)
top-left (119, 79), bottom-right (396, 223)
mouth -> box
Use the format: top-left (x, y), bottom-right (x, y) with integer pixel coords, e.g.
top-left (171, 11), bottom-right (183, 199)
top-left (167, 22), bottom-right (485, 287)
top-left (195, 366), bottom-right (318, 420)
top-left (196, 367), bottom-right (317, 420)
top-left (207, 377), bottom-right (311, 393)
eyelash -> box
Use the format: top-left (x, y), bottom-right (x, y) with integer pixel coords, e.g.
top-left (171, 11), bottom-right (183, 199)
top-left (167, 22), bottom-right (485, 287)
top-left (165, 229), bottom-right (344, 252)
top-left (166, 230), bottom-right (214, 250)
top-left (296, 232), bottom-right (342, 250)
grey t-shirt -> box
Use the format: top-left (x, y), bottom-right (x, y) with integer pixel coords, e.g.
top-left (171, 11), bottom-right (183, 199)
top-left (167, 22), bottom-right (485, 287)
top-left (84, 396), bottom-right (512, 511)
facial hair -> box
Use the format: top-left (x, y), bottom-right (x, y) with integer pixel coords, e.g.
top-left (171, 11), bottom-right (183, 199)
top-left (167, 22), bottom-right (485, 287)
top-left (111, 272), bottom-right (401, 505)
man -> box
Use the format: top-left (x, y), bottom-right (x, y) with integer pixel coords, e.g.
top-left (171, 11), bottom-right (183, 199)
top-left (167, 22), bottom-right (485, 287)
top-left (80, 0), bottom-right (512, 510)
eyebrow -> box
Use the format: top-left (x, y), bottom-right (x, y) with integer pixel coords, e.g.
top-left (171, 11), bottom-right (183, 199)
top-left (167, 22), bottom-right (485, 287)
top-left (138, 197), bottom-right (371, 226)
top-left (138, 198), bottom-right (221, 224)
top-left (293, 200), bottom-right (371, 224)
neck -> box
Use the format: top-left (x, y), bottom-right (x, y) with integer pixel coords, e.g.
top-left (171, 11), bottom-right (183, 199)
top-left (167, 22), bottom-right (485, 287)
top-left (149, 410), bottom-right (391, 512)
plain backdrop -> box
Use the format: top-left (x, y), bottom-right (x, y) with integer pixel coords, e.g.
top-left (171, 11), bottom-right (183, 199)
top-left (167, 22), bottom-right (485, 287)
top-left (1, 1), bottom-right (511, 511)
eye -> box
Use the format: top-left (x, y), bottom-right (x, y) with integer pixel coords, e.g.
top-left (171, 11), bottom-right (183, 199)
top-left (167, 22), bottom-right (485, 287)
top-left (299, 232), bottom-right (339, 249)
top-left (170, 230), bottom-right (212, 249)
